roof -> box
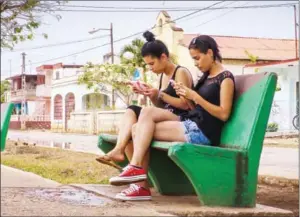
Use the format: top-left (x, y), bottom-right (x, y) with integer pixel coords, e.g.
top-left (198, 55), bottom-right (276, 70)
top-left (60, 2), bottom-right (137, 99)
top-left (156, 10), bottom-right (170, 20)
top-left (6, 74), bottom-right (37, 80)
top-left (244, 58), bottom-right (299, 68)
top-left (36, 63), bottom-right (83, 71)
top-left (171, 26), bottom-right (183, 32)
top-left (179, 34), bottom-right (298, 61)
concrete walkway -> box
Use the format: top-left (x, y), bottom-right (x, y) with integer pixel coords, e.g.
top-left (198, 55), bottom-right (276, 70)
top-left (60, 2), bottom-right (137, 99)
top-left (0, 165), bottom-right (294, 217)
top-left (1, 165), bottom-right (59, 188)
top-left (7, 130), bottom-right (299, 179)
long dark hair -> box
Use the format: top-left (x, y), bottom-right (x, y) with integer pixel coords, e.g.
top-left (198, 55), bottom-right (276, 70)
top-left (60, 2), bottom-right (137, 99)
top-left (141, 31), bottom-right (169, 58)
top-left (189, 35), bottom-right (222, 90)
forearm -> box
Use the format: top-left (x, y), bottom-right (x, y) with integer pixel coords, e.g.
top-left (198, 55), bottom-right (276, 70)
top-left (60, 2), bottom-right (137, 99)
top-left (149, 95), bottom-right (165, 108)
top-left (160, 92), bottom-right (190, 110)
top-left (192, 93), bottom-right (229, 121)
top-left (184, 98), bottom-right (195, 110)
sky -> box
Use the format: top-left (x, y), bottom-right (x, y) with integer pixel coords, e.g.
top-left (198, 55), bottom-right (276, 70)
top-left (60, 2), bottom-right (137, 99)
top-left (1, 1), bottom-right (299, 80)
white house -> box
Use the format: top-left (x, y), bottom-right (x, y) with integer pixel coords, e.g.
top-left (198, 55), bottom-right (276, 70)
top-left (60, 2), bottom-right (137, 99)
top-left (36, 63), bottom-right (116, 132)
top-left (244, 58), bottom-right (299, 132)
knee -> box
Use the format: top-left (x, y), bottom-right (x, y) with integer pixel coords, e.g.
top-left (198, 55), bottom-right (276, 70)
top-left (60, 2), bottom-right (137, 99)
top-left (139, 107), bottom-right (154, 120)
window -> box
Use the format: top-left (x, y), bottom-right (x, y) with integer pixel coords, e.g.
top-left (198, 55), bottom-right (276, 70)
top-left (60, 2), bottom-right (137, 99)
top-left (158, 19), bottom-right (163, 34)
top-left (55, 71), bottom-right (60, 80)
top-left (54, 94), bottom-right (62, 120)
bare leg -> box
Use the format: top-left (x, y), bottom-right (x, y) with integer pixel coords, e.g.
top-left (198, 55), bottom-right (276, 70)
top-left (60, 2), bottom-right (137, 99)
top-left (130, 107), bottom-right (181, 167)
top-left (124, 124), bottom-right (150, 188)
top-left (100, 109), bottom-right (137, 162)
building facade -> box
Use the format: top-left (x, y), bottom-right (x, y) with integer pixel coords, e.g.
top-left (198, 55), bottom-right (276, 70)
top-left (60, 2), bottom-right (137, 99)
top-left (152, 11), bottom-right (298, 82)
top-left (244, 58), bottom-right (299, 132)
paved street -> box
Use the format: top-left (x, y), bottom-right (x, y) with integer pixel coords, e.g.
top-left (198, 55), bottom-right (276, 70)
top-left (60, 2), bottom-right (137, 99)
top-left (7, 130), bottom-right (298, 179)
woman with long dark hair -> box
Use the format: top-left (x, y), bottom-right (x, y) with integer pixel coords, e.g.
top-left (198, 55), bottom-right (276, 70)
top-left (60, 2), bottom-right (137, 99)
top-left (96, 31), bottom-right (193, 170)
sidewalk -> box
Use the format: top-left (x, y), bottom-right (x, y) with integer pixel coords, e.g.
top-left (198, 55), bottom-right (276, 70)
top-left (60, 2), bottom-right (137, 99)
top-left (0, 165), bottom-right (294, 217)
top-left (1, 165), bottom-right (59, 188)
top-left (7, 130), bottom-right (299, 179)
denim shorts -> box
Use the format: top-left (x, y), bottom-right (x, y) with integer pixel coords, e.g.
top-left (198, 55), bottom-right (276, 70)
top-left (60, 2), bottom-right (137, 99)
top-left (181, 119), bottom-right (211, 146)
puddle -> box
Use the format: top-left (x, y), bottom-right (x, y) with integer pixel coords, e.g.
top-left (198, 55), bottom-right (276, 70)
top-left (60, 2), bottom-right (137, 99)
top-left (8, 138), bottom-right (100, 154)
top-left (7, 135), bottom-right (102, 154)
top-left (26, 188), bottom-right (111, 206)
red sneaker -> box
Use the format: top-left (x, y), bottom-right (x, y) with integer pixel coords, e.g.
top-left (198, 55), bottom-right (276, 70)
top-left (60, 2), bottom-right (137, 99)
top-left (109, 165), bottom-right (147, 186)
top-left (115, 184), bottom-right (151, 201)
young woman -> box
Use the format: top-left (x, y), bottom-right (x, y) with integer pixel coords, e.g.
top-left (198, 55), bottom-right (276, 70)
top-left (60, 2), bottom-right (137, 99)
top-left (96, 31), bottom-right (193, 170)
top-left (109, 35), bottom-right (236, 201)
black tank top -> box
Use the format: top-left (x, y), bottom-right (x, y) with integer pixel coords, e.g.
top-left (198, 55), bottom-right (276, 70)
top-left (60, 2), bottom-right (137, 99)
top-left (158, 66), bottom-right (191, 117)
top-left (181, 71), bottom-right (235, 146)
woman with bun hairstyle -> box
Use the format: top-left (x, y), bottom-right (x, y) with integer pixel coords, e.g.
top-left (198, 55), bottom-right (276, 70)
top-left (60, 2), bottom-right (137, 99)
top-left (96, 31), bottom-right (194, 171)
top-left (109, 35), bottom-right (235, 201)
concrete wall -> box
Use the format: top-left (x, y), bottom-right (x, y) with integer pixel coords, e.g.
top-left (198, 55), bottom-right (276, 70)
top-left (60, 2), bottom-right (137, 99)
top-left (258, 65), bottom-right (298, 132)
top-left (63, 110), bottom-right (126, 134)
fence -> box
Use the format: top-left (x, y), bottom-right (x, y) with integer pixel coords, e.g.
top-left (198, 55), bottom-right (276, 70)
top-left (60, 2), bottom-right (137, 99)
top-left (9, 115), bottom-right (51, 130)
top-left (8, 100), bottom-right (298, 134)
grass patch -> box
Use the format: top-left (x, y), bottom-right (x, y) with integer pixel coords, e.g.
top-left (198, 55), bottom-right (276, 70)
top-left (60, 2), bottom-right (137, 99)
top-left (1, 141), bottom-right (118, 184)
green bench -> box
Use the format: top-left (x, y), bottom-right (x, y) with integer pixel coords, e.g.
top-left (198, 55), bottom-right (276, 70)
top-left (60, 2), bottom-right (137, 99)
top-left (98, 72), bottom-right (277, 207)
top-left (1, 103), bottom-right (14, 152)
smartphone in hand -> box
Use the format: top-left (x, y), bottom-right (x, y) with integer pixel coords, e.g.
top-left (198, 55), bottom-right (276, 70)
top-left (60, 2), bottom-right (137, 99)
top-left (129, 81), bottom-right (149, 92)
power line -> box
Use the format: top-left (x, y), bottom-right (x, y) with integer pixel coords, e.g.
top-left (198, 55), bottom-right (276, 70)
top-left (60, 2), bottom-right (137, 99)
top-left (54, 3), bottom-right (296, 12)
top-left (177, 1), bottom-right (237, 24)
top-left (2, 34), bottom-right (110, 53)
top-left (23, 1), bottom-right (226, 67)
top-left (1, 1), bottom-right (226, 73)
top-left (190, 2), bottom-right (251, 30)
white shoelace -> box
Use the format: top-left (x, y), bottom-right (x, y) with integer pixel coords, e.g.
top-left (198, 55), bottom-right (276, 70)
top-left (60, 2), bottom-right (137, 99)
top-left (122, 184), bottom-right (140, 195)
top-left (122, 165), bottom-right (133, 172)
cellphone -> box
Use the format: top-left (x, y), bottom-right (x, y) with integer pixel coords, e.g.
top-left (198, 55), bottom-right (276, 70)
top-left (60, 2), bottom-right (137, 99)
top-left (169, 79), bottom-right (176, 86)
top-left (137, 81), bottom-right (148, 90)
top-left (129, 81), bottom-right (146, 92)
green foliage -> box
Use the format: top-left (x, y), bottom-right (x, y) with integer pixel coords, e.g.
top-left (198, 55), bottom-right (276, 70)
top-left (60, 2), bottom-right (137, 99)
top-left (78, 62), bottom-right (136, 106)
top-left (244, 50), bottom-right (259, 63)
top-left (120, 38), bottom-right (178, 82)
top-left (120, 38), bottom-right (147, 82)
top-left (266, 122), bottom-right (279, 132)
top-left (1, 80), bottom-right (10, 103)
top-left (1, 0), bottom-right (65, 50)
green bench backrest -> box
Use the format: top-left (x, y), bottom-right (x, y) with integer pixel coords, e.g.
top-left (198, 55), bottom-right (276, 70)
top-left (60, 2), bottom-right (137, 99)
top-left (220, 72), bottom-right (277, 151)
top-left (1, 103), bottom-right (14, 152)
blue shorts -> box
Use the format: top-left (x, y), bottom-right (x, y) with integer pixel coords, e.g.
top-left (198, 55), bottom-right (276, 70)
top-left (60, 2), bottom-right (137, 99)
top-left (181, 119), bottom-right (211, 146)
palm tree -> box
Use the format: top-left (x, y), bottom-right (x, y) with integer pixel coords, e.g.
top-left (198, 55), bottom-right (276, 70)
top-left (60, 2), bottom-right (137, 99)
top-left (120, 39), bottom-right (147, 81)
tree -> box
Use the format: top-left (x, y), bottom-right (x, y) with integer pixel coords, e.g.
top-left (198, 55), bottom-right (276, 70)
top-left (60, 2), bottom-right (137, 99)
top-left (78, 62), bottom-right (136, 106)
top-left (244, 49), bottom-right (259, 63)
top-left (120, 38), bottom-right (147, 82)
top-left (120, 38), bottom-right (178, 82)
top-left (1, 80), bottom-right (10, 103)
top-left (1, 0), bottom-right (65, 50)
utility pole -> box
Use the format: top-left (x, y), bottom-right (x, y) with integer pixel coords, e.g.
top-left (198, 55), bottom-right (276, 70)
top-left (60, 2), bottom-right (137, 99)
top-left (88, 23), bottom-right (115, 108)
top-left (110, 23), bottom-right (115, 109)
top-left (110, 23), bottom-right (114, 64)
top-left (294, 5), bottom-right (298, 59)
top-left (21, 52), bottom-right (26, 129)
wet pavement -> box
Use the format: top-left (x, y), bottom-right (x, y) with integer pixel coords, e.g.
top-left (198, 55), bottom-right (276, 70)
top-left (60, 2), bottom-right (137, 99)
top-left (25, 187), bottom-right (112, 206)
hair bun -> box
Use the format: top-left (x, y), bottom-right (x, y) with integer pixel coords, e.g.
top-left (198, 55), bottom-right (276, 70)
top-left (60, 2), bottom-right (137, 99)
top-left (143, 31), bottom-right (155, 42)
